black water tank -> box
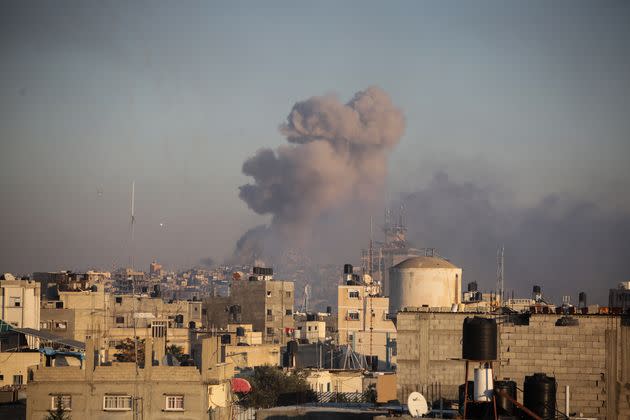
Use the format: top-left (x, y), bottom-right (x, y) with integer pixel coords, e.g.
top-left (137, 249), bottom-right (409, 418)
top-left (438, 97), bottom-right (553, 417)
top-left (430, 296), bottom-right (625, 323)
top-left (533, 285), bottom-right (541, 294)
top-left (306, 313), bottom-right (316, 321)
top-left (494, 380), bottom-right (517, 416)
top-left (458, 381), bottom-right (474, 412)
top-left (236, 327), bottom-right (245, 337)
top-left (467, 281), bottom-right (478, 292)
top-left (253, 267), bottom-right (261, 275)
top-left (174, 314), bottom-right (184, 324)
top-left (462, 317), bottom-right (497, 361)
top-left (524, 373), bottom-right (556, 420)
top-left (221, 334), bottom-right (231, 344)
top-left (343, 264), bottom-right (353, 274)
top-left (326, 306), bottom-right (332, 314)
top-left (188, 321), bottom-right (196, 329)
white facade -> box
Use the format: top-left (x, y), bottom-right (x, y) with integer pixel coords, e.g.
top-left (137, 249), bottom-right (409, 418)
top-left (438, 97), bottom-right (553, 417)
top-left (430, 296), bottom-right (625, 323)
top-left (1, 275), bottom-right (41, 348)
top-left (388, 257), bottom-right (462, 313)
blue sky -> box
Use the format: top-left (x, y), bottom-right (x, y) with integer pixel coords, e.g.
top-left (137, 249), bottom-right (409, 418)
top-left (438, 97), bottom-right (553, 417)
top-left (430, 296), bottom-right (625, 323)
top-left (1, 1), bottom-right (629, 278)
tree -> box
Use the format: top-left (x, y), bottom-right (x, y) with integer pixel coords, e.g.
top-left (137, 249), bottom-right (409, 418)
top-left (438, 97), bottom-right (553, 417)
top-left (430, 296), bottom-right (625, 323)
top-left (240, 366), bottom-right (315, 409)
top-left (44, 396), bottom-right (71, 420)
top-left (114, 338), bottom-right (145, 365)
top-left (166, 344), bottom-right (187, 363)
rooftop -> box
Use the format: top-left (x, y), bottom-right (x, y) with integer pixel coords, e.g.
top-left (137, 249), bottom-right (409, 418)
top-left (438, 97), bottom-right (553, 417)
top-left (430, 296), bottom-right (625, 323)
top-left (393, 256), bottom-right (459, 270)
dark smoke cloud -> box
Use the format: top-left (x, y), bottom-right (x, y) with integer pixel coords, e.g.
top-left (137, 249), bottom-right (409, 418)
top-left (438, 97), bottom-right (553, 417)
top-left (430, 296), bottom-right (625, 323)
top-left (234, 87), bottom-right (405, 262)
top-left (401, 172), bottom-right (630, 305)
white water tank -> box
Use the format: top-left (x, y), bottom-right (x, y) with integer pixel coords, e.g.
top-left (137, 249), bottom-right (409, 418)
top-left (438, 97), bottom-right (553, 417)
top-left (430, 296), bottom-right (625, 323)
top-left (389, 256), bottom-right (462, 312)
top-left (474, 367), bottom-right (494, 402)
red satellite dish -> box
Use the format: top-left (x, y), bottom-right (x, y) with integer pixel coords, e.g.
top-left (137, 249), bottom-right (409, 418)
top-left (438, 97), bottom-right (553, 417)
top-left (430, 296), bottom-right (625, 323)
top-left (231, 378), bottom-right (252, 394)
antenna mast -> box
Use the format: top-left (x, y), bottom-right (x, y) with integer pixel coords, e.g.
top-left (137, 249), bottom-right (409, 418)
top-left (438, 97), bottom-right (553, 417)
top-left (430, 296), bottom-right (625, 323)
top-left (368, 217), bottom-right (374, 276)
top-left (496, 245), bottom-right (504, 305)
top-left (130, 182), bottom-right (139, 376)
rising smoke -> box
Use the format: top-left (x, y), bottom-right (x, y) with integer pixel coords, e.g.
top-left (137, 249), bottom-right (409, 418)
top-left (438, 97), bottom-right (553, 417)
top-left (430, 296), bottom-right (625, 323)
top-left (234, 86), bottom-right (405, 262)
top-left (401, 172), bottom-right (630, 304)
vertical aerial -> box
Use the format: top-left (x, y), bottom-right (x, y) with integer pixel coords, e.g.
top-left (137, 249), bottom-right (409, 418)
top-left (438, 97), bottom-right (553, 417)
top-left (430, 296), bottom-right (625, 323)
top-left (496, 246), bottom-right (505, 304)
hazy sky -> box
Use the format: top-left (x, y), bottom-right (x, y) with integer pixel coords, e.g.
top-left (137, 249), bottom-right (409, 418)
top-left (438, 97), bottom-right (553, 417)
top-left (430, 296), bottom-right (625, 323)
top-left (1, 1), bottom-right (629, 298)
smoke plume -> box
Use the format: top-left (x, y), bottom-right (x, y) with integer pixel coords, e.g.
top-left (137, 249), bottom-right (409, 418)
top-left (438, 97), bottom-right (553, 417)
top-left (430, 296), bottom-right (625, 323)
top-left (235, 87), bottom-right (405, 262)
top-left (401, 172), bottom-right (630, 304)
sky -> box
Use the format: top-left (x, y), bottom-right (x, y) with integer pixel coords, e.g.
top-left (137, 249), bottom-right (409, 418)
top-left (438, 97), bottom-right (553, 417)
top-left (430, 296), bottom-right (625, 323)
top-left (1, 1), bottom-right (629, 302)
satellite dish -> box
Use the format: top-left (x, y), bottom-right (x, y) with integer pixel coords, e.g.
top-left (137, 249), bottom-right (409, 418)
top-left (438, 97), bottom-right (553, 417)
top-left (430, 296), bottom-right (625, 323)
top-left (407, 391), bottom-right (429, 417)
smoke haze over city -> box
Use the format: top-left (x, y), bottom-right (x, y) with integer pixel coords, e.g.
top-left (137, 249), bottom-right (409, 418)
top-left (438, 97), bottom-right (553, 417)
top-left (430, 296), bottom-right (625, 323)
top-left (1, 1), bottom-right (630, 304)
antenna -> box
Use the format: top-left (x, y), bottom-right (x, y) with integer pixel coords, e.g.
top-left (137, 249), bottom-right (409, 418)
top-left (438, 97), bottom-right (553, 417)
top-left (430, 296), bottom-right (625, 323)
top-left (496, 245), bottom-right (504, 305)
top-left (368, 217), bottom-right (374, 276)
top-left (130, 181), bottom-right (139, 378)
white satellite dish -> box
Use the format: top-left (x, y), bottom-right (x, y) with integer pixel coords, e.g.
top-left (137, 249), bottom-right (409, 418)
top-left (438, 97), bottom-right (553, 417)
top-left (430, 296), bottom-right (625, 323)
top-left (407, 391), bottom-right (429, 417)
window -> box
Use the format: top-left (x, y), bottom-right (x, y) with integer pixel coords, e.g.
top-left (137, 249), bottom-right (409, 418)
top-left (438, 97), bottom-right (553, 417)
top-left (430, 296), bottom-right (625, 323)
top-left (152, 321), bottom-right (167, 338)
top-left (165, 395), bottom-right (184, 411)
top-left (285, 309), bottom-right (292, 316)
top-left (115, 297), bottom-right (122, 304)
top-left (347, 311), bottom-right (360, 321)
top-left (54, 321), bottom-right (67, 330)
top-left (267, 291), bottom-right (272, 297)
top-left (348, 290), bottom-right (360, 299)
top-left (55, 301), bottom-right (64, 309)
top-left (10, 297), bottom-right (21, 307)
top-left (266, 327), bottom-right (274, 336)
top-left (103, 395), bottom-right (132, 411)
top-left (51, 395), bottom-right (72, 411)
top-left (115, 316), bottom-right (124, 324)
top-left (13, 375), bottom-right (23, 385)
top-left (40, 322), bottom-right (49, 330)
top-left (0, 375), bottom-right (4, 381)
top-left (285, 291), bottom-right (291, 298)
top-left (266, 309), bottom-right (272, 315)
top-left (307, 326), bottom-right (311, 331)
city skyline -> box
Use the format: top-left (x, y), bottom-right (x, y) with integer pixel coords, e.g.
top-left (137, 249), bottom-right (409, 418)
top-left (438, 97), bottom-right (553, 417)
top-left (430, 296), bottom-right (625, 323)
top-left (1, 1), bottom-right (629, 304)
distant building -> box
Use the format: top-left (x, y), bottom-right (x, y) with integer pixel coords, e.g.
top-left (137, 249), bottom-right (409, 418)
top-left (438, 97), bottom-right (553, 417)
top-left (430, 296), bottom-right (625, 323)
top-left (337, 265), bottom-right (396, 370)
top-left (149, 260), bottom-right (163, 278)
top-left (0, 274), bottom-right (40, 348)
top-left (609, 281), bottom-right (630, 311)
top-left (203, 267), bottom-right (294, 345)
top-left (40, 288), bottom-right (203, 356)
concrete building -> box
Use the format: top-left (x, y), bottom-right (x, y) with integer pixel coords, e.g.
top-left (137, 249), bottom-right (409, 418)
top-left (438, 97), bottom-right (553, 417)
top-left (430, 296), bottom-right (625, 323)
top-left (203, 267), bottom-right (294, 345)
top-left (337, 267), bottom-right (396, 369)
top-left (0, 352), bottom-right (41, 387)
top-left (27, 337), bottom-right (233, 420)
top-left (388, 256), bottom-right (462, 313)
top-left (1, 275), bottom-right (40, 348)
top-left (40, 288), bottom-right (203, 356)
top-left (609, 281), bottom-right (630, 311)
top-left (305, 369), bottom-right (364, 394)
top-left (295, 318), bottom-right (326, 343)
top-left (396, 311), bottom-right (630, 419)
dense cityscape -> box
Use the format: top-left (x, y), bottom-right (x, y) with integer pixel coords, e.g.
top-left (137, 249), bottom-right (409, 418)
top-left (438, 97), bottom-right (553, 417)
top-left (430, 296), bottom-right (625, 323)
top-left (2, 2), bottom-right (630, 420)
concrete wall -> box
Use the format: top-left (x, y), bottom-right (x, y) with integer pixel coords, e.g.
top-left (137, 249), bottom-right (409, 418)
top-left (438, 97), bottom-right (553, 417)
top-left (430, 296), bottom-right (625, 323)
top-left (397, 312), bottom-right (629, 419)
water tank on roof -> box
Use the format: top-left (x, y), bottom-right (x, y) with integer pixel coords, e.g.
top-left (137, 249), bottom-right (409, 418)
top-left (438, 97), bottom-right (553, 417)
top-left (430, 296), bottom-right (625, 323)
top-left (389, 256), bottom-right (462, 312)
top-left (524, 373), bottom-right (556, 420)
top-left (467, 282), bottom-right (478, 292)
top-left (343, 264), bottom-right (353, 274)
top-left (462, 317), bottom-right (497, 361)
top-left (236, 327), bottom-right (245, 337)
top-left (494, 380), bottom-right (517, 416)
